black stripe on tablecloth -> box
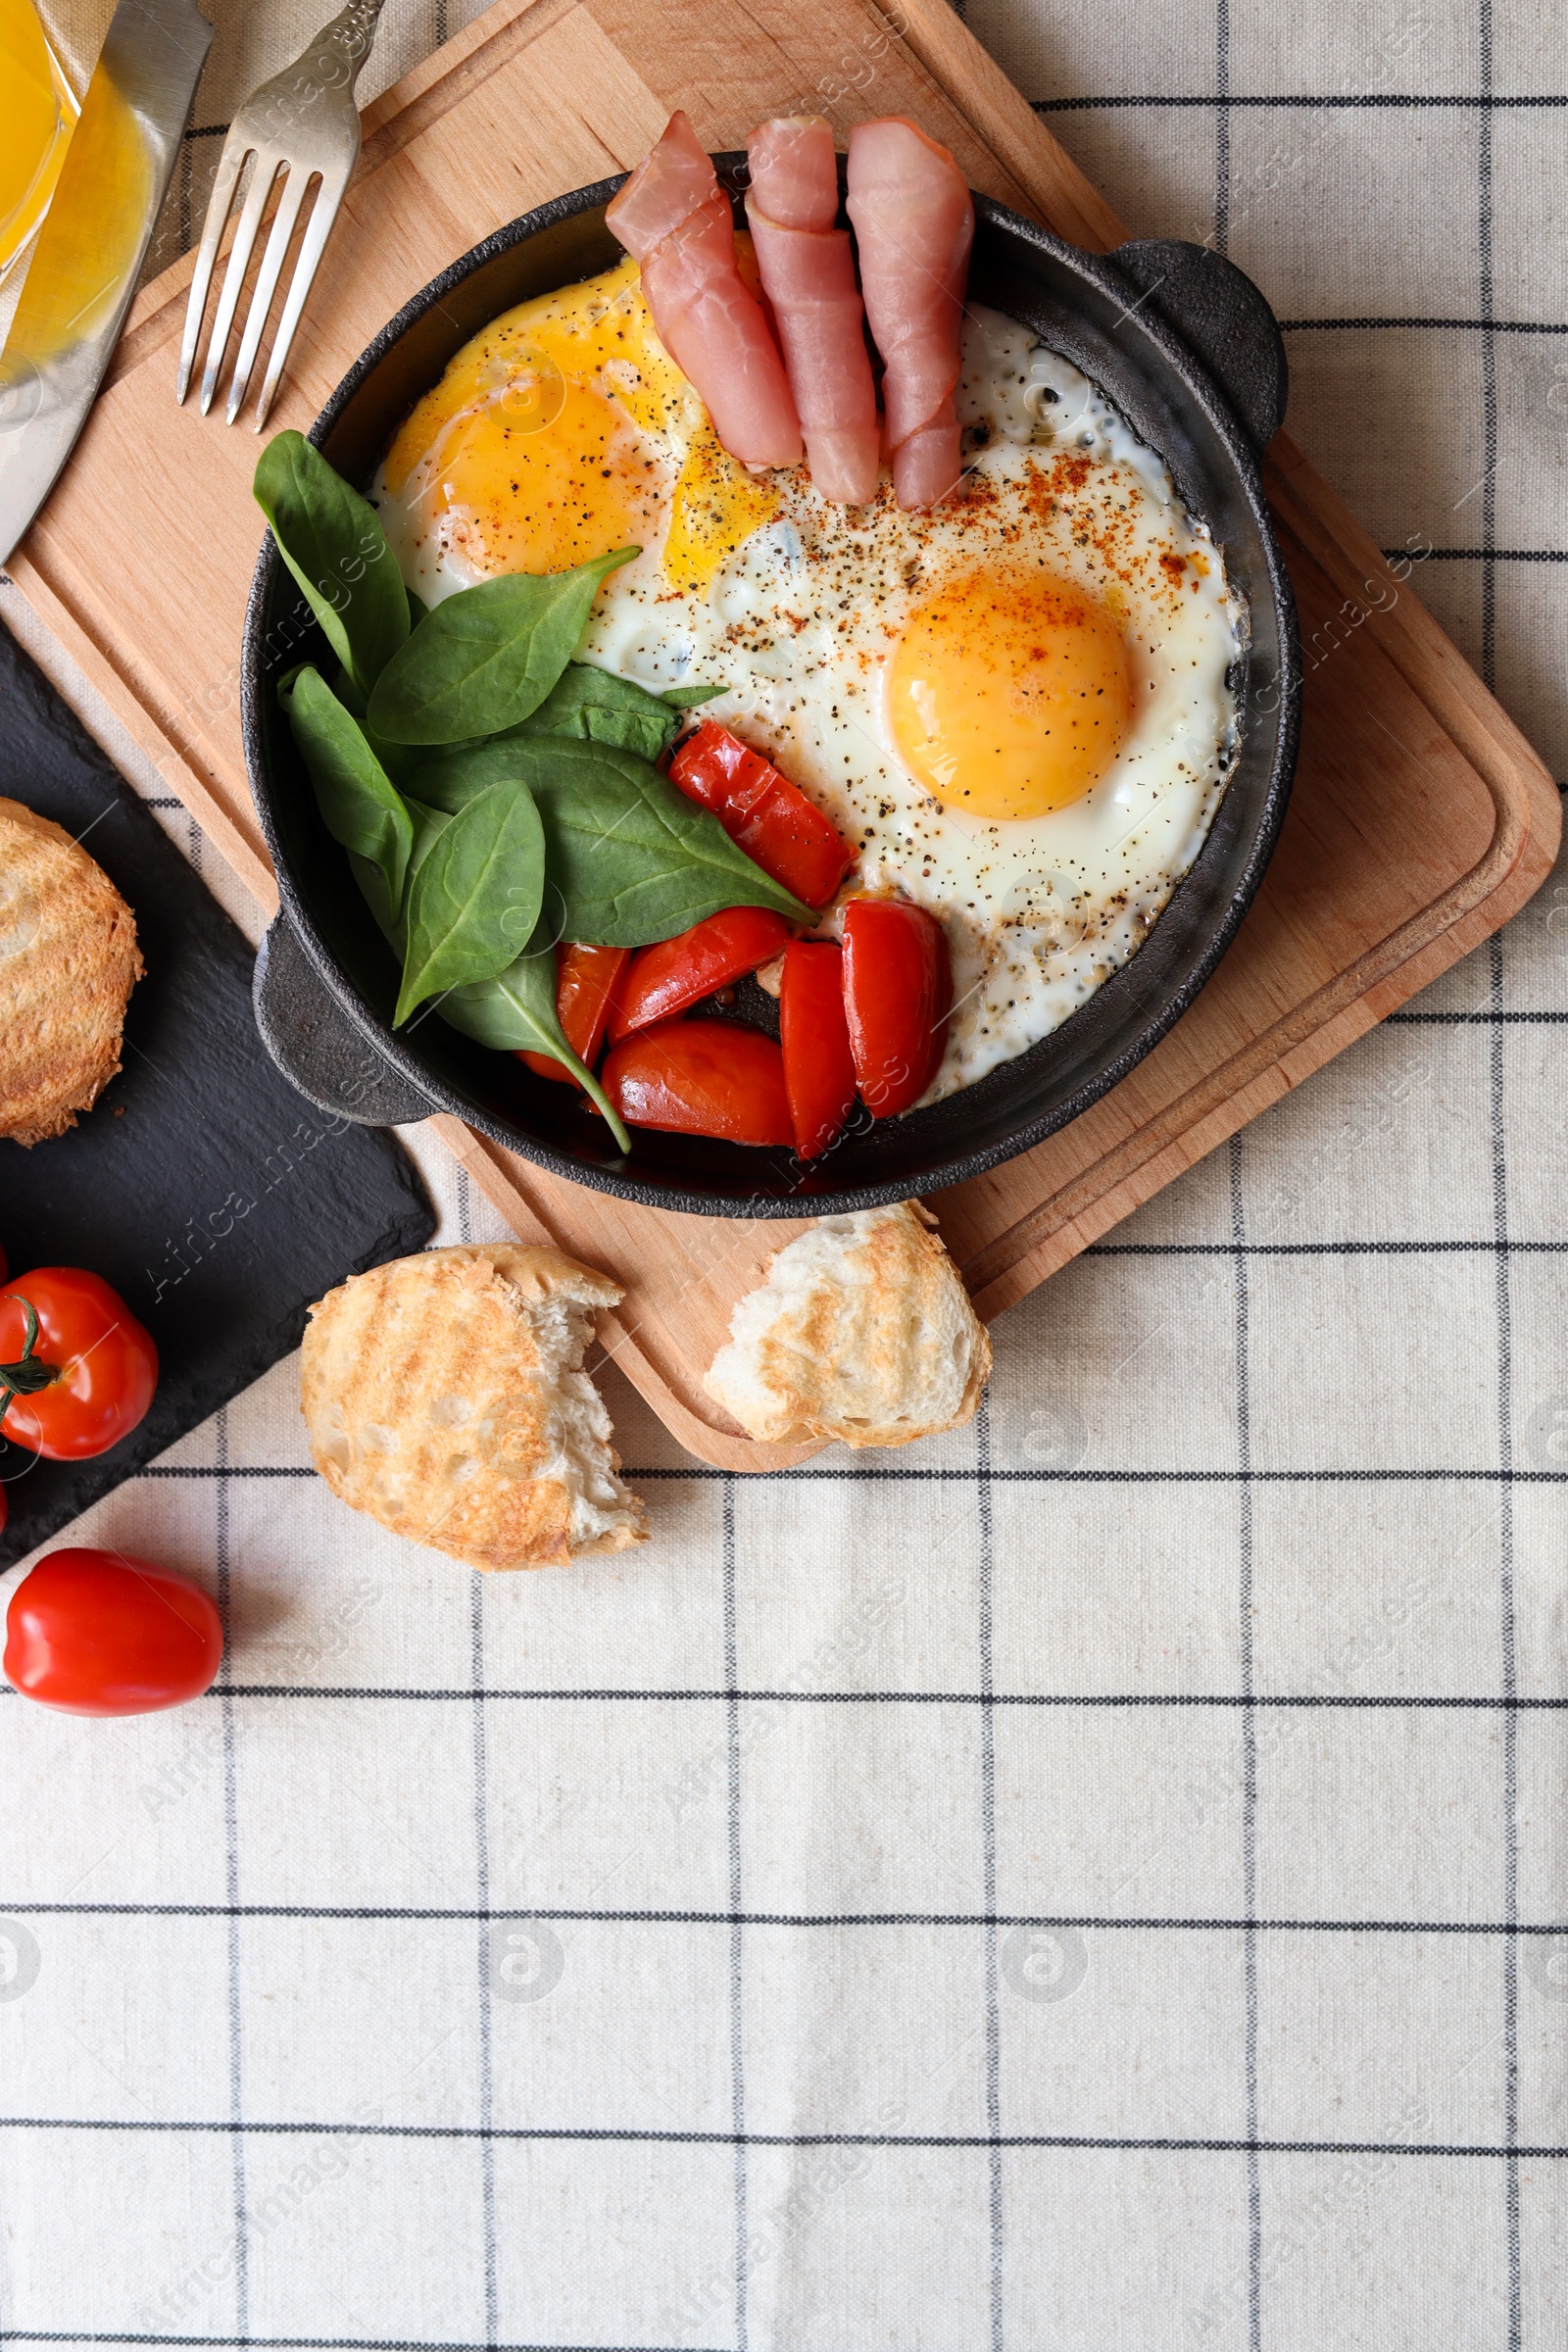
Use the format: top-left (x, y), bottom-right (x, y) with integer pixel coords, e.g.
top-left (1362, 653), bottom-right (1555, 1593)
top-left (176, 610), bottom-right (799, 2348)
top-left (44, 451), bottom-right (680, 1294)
top-left (1033, 92), bottom-right (1568, 108)
top-left (1, 1906), bottom-right (1563, 1931)
top-left (216, 1409), bottom-right (250, 2343)
top-left (1229, 1136), bottom-right (1263, 2352)
top-left (722, 1477), bottom-right (750, 2352)
top-left (977, 1397), bottom-right (1004, 2352)
top-left (0, 2118), bottom-right (1558, 2154)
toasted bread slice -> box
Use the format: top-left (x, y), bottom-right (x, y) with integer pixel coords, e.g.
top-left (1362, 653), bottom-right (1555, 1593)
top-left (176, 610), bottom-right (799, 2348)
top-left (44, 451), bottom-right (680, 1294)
top-left (704, 1200), bottom-right (992, 1448)
top-left (300, 1244), bottom-right (649, 1569)
top-left (0, 797), bottom-right (142, 1148)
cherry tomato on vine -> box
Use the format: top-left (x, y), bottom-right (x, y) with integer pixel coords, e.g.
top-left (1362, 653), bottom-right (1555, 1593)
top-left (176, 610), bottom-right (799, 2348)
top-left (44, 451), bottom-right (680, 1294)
top-left (4, 1548), bottom-right (222, 1716)
top-left (0, 1269), bottom-right (158, 1460)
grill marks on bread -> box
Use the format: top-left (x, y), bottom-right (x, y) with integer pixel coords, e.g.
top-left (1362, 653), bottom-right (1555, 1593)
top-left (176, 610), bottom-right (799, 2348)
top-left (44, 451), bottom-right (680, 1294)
top-left (0, 797), bottom-right (142, 1147)
top-left (300, 1244), bottom-right (647, 1569)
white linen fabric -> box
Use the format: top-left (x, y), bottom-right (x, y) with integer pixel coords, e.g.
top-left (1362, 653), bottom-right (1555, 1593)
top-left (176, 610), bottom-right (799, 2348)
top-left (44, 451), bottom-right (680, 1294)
top-left (0, 3), bottom-right (1564, 2346)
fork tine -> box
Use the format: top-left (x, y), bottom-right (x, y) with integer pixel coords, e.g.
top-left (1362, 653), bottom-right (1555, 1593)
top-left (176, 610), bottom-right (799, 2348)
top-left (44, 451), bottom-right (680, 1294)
top-left (176, 132), bottom-right (250, 405)
top-left (199, 152), bottom-right (282, 418)
top-left (225, 168), bottom-right (313, 425)
top-left (251, 165), bottom-right (350, 432)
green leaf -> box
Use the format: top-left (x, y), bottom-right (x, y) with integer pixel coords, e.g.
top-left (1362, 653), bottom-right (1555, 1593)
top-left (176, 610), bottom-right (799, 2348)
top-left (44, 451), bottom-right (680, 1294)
top-left (254, 431), bottom-right (410, 701)
top-left (439, 917), bottom-right (632, 1153)
top-left (350, 798), bottom-right (448, 956)
top-left (661, 681), bottom-right (725, 710)
top-left (281, 665), bottom-right (414, 906)
top-left (367, 548), bottom-right (638, 745)
top-left (506, 662), bottom-right (681, 763)
top-left (406, 586), bottom-right (429, 627)
top-left (394, 778), bottom-right (546, 1025)
top-left (411, 742), bottom-right (537, 816)
top-left (351, 816), bottom-right (626, 1142)
top-left (497, 739), bottom-right (813, 945)
top-left (322, 661), bottom-right (427, 791)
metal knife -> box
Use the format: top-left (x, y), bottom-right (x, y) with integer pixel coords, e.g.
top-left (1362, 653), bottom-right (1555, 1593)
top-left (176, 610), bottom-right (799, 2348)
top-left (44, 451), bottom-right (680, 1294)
top-left (0, 0), bottom-right (213, 566)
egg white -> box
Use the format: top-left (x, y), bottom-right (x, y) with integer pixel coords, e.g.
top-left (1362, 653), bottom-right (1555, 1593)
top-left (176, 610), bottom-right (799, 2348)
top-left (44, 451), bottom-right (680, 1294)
top-left (376, 295), bottom-right (1243, 1102)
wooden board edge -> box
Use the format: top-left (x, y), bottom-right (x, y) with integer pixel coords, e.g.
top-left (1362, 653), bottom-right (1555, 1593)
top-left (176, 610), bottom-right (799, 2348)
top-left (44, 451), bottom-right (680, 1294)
top-left (4, 552), bottom-right (278, 908)
top-left (889, 0), bottom-right (1122, 252)
top-left (964, 758), bottom-right (1560, 1319)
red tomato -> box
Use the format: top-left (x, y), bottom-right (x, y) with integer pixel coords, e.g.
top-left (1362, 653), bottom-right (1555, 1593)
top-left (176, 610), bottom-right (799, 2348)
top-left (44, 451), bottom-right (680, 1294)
top-left (603, 1021), bottom-right (794, 1146)
top-left (780, 940), bottom-right (858, 1159)
top-left (517, 943), bottom-right (631, 1088)
top-left (609, 908), bottom-right (793, 1041)
top-left (5, 1547), bottom-right (222, 1717)
top-left (841, 898), bottom-right (953, 1117)
top-left (0, 1268), bottom-right (158, 1461)
top-left (668, 723), bottom-right (856, 909)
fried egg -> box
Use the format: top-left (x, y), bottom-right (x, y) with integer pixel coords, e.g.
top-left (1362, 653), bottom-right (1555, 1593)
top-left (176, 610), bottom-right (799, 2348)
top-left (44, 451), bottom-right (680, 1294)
top-left (372, 257), bottom-right (1244, 1101)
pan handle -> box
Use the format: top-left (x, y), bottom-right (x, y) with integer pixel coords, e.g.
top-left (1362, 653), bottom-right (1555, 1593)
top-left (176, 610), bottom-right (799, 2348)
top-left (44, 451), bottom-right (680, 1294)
top-left (1108, 239), bottom-right (1289, 451)
top-left (253, 916), bottom-right (442, 1128)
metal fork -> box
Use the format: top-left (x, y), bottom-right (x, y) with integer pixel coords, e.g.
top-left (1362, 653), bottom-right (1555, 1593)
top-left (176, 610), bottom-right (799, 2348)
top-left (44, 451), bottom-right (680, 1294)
top-left (176, 0), bottom-right (387, 429)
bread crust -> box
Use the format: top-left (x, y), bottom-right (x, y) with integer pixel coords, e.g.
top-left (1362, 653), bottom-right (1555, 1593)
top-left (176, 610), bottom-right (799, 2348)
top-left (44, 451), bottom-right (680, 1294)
top-left (704, 1200), bottom-right (992, 1447)
top-left (0, 797), bottom-right (142, 1147)
top-left (300, 1244), bottom-right (648, 1569)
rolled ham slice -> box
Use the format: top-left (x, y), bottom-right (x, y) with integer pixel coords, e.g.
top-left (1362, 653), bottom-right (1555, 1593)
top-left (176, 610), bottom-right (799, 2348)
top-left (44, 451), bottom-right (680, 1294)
top-left (846, 119), bottom-right (974, 510)
top-left (606, 110), bottom-right (803, 470)
top-left (745, 117), bottom-right (880, 506)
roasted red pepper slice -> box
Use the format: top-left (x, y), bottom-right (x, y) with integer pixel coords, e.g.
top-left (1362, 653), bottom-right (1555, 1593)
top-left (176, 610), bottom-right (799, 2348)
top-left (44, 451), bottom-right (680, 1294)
top-left (609, 907), bottom-right (793, 1042)
top-left (841, 898), bottom-right (952, 1118)
top-left (517, 943), bottom-right (631, 1087)
top-left (780, 940), bottom-right (858, 1159)
top-left (603, 1021), bottom-right (794, 1147)
top-left (668, 722), bottom-right (856, 909)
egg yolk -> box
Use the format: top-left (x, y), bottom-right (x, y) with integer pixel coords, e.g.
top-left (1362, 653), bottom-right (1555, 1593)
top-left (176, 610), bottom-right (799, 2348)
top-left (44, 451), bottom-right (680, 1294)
top-left (378, 248), bottom-right (787, 591)
top-left (383, 373), bottom-right (662, 577)
top-left (890, 570), bottom-right (1133, 820)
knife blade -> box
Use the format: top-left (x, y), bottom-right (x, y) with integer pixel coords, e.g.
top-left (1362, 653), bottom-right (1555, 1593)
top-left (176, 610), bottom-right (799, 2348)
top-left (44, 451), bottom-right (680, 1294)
top-left (0, 0), bottom-right (213, 566)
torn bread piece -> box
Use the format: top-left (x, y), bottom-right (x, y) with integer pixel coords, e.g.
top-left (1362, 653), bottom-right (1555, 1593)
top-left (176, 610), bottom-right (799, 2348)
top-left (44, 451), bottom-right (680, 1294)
top-left (0, 796), bottom-right (142, 1147)
top-left (705, 1200), bottom-right (991, 1448)
top-left (301, 1244), bottom-right (648, 1568)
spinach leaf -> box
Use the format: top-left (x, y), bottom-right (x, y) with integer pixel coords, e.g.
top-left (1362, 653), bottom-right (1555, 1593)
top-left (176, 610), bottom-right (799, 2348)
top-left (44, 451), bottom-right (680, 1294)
top-left (508, 662), bottom-right (682, 763)
top-left (324, 661), bottom-right (426, 790)
top-left (661, 681), bottom-right (726, 709)
top-left (406, 586), bottom-right (429, 627)
top-left (411, 742), bottom-right (536, 815)
top-left (498, 739), bottom-right (813, 944)
top-left (351, 817), bottom-right (627, 1143)
top-left (254, 431), bottom-right (410, 701)
top-left (281, 664), bottom-right (414, 906)
top-left (439, 917), bottom-right (632, 1153)
top-left (394, 778), bottom-right (546, 1025)
top-left (367, 547), bottom-right (638, 745)
top-left (350, 798), bottom-right (448, 954)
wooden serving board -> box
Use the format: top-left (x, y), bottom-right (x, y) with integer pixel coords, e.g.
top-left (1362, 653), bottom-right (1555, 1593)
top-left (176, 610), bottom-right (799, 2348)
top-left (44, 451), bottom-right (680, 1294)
top-left (5, 0), bottom-right (1559, 1470)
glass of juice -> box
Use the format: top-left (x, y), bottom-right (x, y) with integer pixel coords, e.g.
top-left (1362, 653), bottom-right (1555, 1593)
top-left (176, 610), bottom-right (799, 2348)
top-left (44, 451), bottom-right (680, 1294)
top-left (0, 0), bottom-right (78, 282)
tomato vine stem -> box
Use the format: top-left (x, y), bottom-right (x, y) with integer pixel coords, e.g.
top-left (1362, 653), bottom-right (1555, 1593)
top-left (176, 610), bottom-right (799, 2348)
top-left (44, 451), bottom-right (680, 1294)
top-left (0, 1298), bottom-right (58, 1419)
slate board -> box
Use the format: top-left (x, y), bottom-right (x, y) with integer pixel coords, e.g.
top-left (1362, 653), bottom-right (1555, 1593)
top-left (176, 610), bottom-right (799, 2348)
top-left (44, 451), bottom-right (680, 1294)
top-left (0, 627), bottom-right (434, 1568)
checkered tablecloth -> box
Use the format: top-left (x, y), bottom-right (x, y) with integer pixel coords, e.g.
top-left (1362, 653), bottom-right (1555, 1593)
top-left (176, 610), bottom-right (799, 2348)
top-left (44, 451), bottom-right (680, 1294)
top-left (1, 2), bottom-right (1564, 2346)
